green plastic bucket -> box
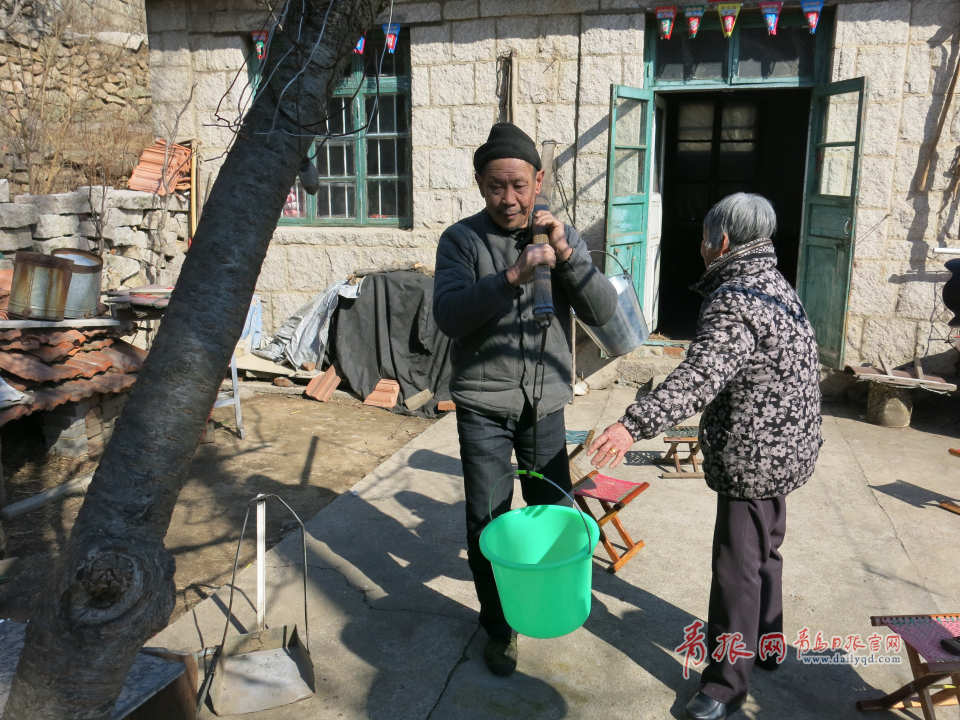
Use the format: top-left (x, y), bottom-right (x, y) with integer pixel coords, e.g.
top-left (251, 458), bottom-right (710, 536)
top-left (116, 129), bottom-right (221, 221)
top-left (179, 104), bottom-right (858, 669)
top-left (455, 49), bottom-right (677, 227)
top-left (479, 471), bottom-right (600, 639)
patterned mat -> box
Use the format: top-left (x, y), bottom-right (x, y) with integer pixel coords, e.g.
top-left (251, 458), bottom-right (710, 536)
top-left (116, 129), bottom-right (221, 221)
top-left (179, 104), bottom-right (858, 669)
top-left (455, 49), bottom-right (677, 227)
top-left (876, 614), bottom-right (960, 664)
top-left (573, 472), bottom-right (646, 504)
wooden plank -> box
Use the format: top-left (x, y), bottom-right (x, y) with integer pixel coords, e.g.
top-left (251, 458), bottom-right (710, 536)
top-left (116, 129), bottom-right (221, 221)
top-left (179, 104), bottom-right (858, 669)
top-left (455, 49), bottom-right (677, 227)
top-left (660, 471), bottom-right (705, 479)
top-left (914, 355), bottom-right (926, 382)
top-left (879, 355), bottom-right (895, 377)
top-left (0, 318), bottom-right (121, 329)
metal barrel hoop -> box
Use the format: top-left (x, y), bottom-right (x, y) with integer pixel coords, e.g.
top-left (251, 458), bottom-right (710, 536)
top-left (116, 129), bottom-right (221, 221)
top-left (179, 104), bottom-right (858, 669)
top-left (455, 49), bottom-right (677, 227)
top-left (486, 470), bottom-right (594, 555)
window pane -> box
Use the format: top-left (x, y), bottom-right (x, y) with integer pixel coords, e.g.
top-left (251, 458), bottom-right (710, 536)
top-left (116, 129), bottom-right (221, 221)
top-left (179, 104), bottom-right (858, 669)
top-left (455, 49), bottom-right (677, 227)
top-left (719, 102), bottom-right (758, 183)
top-left (367, 179), bottom-right (410, 218)
top-left (365, 94), bottom-right (408, 134)
top-left (320, 97), bottom-right (352, 136)
top-left (367, 137), bottom-right (401, 175)
top-left (316, 140), bottom-right (355, 177)
top-left (655, 31), bottom-right (726, 81)
top-left (317, 182), bottom-right (356, 218)
top-left (614, 96), bottom-right (646, 146)
top-left (282, 180), bottom-right (306, 218)
top-left (613, 148), bottom-right (645, 196)
top-left (738, 26), bottom-right (816, 79)
top-left (822, 92), bottom-right (860, 144)
top-left (817, 146), bottom-right (854, 196)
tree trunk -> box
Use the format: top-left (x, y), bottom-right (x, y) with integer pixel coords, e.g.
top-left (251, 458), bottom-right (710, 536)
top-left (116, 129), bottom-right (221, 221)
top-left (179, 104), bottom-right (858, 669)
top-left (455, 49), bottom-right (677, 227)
top-left (3, 0), bottom-right (385, 716)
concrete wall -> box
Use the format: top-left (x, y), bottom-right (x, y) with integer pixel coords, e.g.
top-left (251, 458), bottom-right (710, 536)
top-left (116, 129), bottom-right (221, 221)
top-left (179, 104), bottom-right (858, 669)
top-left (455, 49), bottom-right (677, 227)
top-left (832, 0), bottom-right (960, 374)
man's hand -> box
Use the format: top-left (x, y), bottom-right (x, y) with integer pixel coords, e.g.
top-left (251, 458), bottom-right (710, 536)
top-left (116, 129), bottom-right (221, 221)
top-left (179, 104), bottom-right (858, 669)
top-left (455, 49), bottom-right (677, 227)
top-left (586, 422), bottom-right (634, 469)
top-left (505, 243), bottom-right (556, 286)
top-left (533, 210), bottom-right (573, 261)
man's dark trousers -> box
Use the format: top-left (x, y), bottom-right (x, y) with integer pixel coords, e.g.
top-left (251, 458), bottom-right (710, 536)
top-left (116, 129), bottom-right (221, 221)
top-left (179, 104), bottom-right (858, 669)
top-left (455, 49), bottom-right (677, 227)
top-left (701, 493), bottom-right (787, 705)
top-left (456, 402), bottom-right (572, 640)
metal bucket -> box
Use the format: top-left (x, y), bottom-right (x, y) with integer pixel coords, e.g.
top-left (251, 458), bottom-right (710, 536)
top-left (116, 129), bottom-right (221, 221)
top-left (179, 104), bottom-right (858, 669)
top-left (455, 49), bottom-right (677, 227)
top-left (51, 249), bottom-right (103, 319)
top-left (8, 251), bottom-right (74, 321)
top-left (574, 251), bottom-right (649, 358)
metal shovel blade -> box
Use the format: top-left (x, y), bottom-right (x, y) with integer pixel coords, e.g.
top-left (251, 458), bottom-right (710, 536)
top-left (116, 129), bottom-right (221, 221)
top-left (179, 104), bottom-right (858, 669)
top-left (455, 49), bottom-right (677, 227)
top-left (209, 623), bottom-right (315, 716)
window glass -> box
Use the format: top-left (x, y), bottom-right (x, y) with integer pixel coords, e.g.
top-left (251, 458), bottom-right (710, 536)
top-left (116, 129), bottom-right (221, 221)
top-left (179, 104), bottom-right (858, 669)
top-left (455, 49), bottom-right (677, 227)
top-left (654, 31), bottom-right (726, 82)
top-left (283, 179), bottom-right (307, 218)
top-left (613, 148), bottom-right (645, 196)
top-left (738, 26), bottom-right (815, 79)
top-left (362, 32), bottom-right (410, 78)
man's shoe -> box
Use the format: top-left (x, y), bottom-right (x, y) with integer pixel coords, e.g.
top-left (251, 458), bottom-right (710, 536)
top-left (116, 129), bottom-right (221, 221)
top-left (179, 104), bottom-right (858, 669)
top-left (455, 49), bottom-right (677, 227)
top-left (483, 632), bottom-right (518, 676)
top-left (684, 691), bottom-right (728, 720)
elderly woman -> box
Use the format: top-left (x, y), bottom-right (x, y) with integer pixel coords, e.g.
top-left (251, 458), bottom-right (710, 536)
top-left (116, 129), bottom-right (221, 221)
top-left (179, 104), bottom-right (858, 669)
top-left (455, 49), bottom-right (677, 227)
top-left (588, 193), bottom-right (822, 720)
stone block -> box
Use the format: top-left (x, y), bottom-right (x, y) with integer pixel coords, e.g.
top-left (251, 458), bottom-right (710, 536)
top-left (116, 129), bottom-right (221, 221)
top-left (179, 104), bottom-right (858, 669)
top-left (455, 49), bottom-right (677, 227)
top-left (831, 45), bottom-right (858, 83)
top-left (33, 214), bottom-right (79, 239)
top-left (518, 59), bottom-right (559, 104)
top-left (79, 187), bottom-right (161, 212)
top-left (576, 104), bottom-right (610, 156)
top-left (851, 208), bottom-right (889, 260)
top-left (451, 188), bottom-right (485, 219)
top-left (193, 71), bottom-right (228, 112)
top-left (413, 146), bottom-right (430, 189)
top-left (413, 108), bottom-right (452, 148)
top-left (858, 317), bottom-right (918, 367)
top-left (430, 147), bottom-right (474, 189)
top-left (909, 0), bottom-right (959, 44)
top-left (255, 245), bottom-right (287, 292)
top-left (15, 192), bottom-right (91, 215)
top-left (0, 228), bottom-right (35, 252)
top-left (451, 105), bottom-right (496, 147)
top-left (44, 413), bottom-right (86, 430)
top-left (575, 202), bottom-right (606, 245)
top-left (150, 67), bottom-right (193, 103)
top-left (33, 236), bottom-right (95, 254)
top-left (152, 30), bottom-right (191, 68)
top-left (857, 156), bottom-right (895, 210)
top-left (893, 144), bottom-right (923, 194)
top-left (411, 67), bottom-right (430, 108)
top-left (268, 291), bottom-right (319, 331)
top-left (623, 53), bottom-right (644, 88)
top-left (848, 260), bottom-right (900, 316)
top-left (575, 155), bottom-right (609, 203)
top-left (474, 62), bottom-right (498, 105)
top-left (145, 0), bottom-right (187, 32)
top-left (559, 60), bottom-right (578, 103)
top-left (904, 44), bottom-right (931, 95)
top-left (495, 16), bottom-right (539, 57)
top-left (102, 253), bottom-right (141, 290)
top-left (444, 0), bottom-right (478, 19)
top-left (410, 24), bottom-right (451, 65)
top-left (0, 179), bottom-right (8, 203)
top-left (856, 45), bottom-right (907, 102)
top-left (48, 399), bottom-right (91, 418)
top-left (898, 95), bottom-right (935, 146)
top-left (539, 15), bottom-right (579, 60)
top-left (581, 13), bottom-right (642, 56)
top-left (431, 63), bottom-right (475, 106)
top-left (537, 104), bottom-right (577, 146)
top-left (387, 2), bottom-right (441, 24)
top-left (578, 55), bottom-right (622, 106)
top-left (836, 0), bottom-right (910, 46)
top-left (191, 34), bottom-right (246, 72)
top-left (896, 276), bottom-right (950, 321)
top-left (413, 189), bottom-right (453, 229)
top-left (212, 10), bottom-right (271, 33)
top-left (46, 421), bottom-right (87, 440)
top-left (199, 121), bottom-right (237, 150)
top-left (0, 203), bottom-right (38, 228)
top-left (451, 19), bottom-right (495, 63)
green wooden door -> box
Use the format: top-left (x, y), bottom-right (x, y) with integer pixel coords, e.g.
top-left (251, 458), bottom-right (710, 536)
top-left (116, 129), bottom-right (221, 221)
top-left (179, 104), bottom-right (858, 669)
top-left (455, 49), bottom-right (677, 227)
top-left (797, 77), bottom-right (866, 369)
top-left (605, 85), bottom-right (656, 313)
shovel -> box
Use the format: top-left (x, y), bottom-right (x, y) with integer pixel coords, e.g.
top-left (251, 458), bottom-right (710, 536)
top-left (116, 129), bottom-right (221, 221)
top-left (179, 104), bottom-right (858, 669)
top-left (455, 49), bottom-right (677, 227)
top-left (199, 493), bottom-right (315, 717)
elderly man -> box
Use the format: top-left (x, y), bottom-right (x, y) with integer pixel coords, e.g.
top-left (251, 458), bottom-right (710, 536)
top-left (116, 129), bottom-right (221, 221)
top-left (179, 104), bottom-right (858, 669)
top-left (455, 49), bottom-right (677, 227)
top-left (588, 193), bottom-right (822, 720)
top-left (434, 123), bottom-right (617, 677)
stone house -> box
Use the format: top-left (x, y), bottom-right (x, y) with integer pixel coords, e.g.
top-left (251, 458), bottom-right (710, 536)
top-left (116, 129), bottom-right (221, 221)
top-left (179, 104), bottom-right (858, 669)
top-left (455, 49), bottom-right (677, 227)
top-left (143, 0), bottom-right (960, 381)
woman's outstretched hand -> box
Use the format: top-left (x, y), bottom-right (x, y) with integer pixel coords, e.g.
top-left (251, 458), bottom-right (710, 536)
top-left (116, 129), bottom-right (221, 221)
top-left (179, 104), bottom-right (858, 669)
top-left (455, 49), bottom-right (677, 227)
top-left (586, 422), bottom-right (634, 469)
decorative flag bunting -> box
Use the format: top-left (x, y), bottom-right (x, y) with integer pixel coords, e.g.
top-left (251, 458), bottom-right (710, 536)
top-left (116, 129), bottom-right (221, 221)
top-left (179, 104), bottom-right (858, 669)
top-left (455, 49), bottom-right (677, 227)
top-left (684, 4), bottom-right (706, 38)
top-left (759, 1), bottom-right (782, 35)
top-left (251, 30), bottom-right (268, 61)
top-left (656, 6), bottom-right (677, 40)
top-left (383, 23), bottom-right (401, 53)
top-left (354, 35), bottom-right (365, 54)
top-left (800, 0), bottom-right (823, 33)
top-left (717, 3), bottom-right (741, 38)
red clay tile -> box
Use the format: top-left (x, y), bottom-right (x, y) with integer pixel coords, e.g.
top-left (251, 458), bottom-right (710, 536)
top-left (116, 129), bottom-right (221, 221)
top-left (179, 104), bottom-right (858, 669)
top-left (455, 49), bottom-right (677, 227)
top-left (39, 330), bottom-right (85, 346)
top-left (0, 352), bottom-right (82, 383)
top-left (102, 341), bottom-right (145, 373)
top-left (363, 379), bottom-right (400, 409)
top-left (28, 341), bottom-right (75, 363)
top-left (305, 366), bottom-right (341, 402)
top-left (0, 330), bottom-right (21, 342)
top-left (0, 337), bottom-right (41, 352)
top-left (437, 401), bottom-right (456, 412)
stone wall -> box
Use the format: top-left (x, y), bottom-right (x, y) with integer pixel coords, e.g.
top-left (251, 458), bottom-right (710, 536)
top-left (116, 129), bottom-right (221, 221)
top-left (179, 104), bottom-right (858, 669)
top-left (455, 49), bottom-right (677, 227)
top-left (832, 0), bottom-right (960, 374)
top-left (0, 179), bottom-right (189, 290)
top-left (0, 0), bottom-right (153, 195)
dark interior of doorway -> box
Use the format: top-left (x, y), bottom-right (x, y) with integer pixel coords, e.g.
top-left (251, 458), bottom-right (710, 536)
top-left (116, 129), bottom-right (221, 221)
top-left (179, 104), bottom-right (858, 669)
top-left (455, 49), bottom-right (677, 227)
top-left (657, 87), bottom-right (812, 339)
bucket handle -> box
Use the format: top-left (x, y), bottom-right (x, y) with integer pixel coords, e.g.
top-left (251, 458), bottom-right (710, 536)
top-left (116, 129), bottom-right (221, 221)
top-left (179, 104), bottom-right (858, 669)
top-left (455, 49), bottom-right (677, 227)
top-left (589, 249), bottom-right (631, 279)
top-left (487, 470), bottom-right (594, 554)
top-left (198, 494), bottom-right (311, 715)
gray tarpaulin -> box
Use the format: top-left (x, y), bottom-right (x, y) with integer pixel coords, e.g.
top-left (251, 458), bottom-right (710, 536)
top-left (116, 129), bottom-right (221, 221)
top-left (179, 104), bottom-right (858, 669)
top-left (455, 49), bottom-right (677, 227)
top-left (330, 271), bottom-right (452, 418)
top-left (255, 280), bottom-right (346, 369)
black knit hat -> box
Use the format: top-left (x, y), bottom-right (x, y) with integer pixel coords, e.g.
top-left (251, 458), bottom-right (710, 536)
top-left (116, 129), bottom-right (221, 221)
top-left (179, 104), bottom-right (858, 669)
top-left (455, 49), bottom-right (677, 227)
top-left (473, 123), bottom-right (542, 174)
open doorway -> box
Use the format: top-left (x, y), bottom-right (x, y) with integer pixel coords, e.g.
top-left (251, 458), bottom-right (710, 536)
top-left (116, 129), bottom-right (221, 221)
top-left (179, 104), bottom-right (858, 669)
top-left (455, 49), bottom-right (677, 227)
top-left (655, 88), bottom-right (812, 339)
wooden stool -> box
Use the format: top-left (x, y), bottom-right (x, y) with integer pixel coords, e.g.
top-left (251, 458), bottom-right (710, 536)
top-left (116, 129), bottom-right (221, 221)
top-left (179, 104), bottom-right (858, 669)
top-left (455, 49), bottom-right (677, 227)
top-left (567, 431), bottom-right (650, 573)
top-left (661, 425), bottom-right (703, 479)
top-left (943, 449), bottom-right (960, 516)
top-left (857, 614), bottom-right (960, 720)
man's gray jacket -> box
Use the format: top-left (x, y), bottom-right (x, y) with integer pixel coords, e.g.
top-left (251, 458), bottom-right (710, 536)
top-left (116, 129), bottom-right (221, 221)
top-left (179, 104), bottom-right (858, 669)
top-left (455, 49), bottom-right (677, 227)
top-left (433, 210), bottom-right (617, 420)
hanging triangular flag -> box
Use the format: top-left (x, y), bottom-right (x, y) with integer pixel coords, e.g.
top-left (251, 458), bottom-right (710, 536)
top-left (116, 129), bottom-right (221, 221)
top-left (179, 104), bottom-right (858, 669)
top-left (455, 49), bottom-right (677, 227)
top-left (382, 23), bottom-right (401, 53)
top-left (684, 4), bottom-right (706, 38)
top-left (656, 6), bottom-right (677, 40)
top-left (800, 0), bottom-right (823, 33)
top-left (759, 1), bottom-right (782, 35)
top-left (717, 3), bottom-right (741, 38)
top-left (251, 30), bottom-right (268, 61)
top-left (354, 35), bottom-right (366, 54)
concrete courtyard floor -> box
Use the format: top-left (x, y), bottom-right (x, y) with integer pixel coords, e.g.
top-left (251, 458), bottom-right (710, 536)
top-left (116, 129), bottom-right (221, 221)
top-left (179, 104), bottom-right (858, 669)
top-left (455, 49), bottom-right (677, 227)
top-left (153, 386), bottom-right (960, 720)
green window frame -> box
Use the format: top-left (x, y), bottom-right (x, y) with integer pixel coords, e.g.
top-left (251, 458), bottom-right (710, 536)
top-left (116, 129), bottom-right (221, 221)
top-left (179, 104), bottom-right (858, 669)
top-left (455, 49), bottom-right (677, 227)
top-left (251, 29), bottom-right (412, 228)
top-left (644, 7), bottom-right (833, 89)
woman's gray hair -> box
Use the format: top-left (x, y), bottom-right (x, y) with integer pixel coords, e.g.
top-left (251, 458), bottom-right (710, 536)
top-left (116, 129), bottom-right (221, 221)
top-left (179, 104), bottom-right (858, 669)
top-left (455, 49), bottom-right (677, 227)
top-left (703, 193), bottom-right (777, 250)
